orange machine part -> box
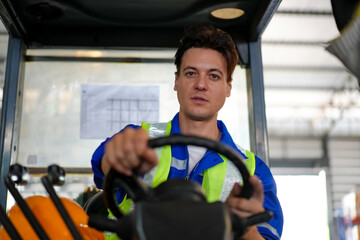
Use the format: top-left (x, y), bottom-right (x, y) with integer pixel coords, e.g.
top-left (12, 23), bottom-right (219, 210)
top-left (0, 195), bottom-right (104, 240)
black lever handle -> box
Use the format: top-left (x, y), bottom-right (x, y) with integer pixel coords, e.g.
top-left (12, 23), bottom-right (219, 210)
top-left (5, 165), bottom-right (50, 240)
top-left (41, 164), bottom-right (83, 240)
top-left (9, 163), bottom-right (29, 186)
top-left (47, 164), bottom-right (65, 186)
top-left (231, 210), bottom-right (274, 238)
top-left (0, 205), bottom-right (22, 240)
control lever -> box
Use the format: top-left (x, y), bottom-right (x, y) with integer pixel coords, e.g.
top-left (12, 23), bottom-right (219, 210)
top-left (41, 164), bottom-right (83, 240)
top-left (232, 210), bottom-right (273, 238)
top-left (4, 164), bottom-right (50, 240)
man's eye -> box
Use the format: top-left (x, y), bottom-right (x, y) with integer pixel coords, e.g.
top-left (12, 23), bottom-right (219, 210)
top-left (210, 74), bottom-right (220, 79)
top-left (185, 72), bottom-right (195, 76)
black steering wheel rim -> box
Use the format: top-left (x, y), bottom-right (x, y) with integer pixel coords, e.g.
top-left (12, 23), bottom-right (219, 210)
top-left (103, 134), bottom-right (254, 219)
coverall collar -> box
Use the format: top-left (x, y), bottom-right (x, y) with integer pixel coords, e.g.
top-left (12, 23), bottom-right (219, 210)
top-left (169, 113), bottom-right (248, 177)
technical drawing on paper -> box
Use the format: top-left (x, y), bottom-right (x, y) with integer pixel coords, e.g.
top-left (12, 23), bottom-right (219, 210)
top-left (81, 85), bottom-right (159, 139)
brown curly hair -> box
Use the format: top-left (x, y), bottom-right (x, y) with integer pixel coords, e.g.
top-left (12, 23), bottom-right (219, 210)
top-left (175, 25), bottom-right (239, 82)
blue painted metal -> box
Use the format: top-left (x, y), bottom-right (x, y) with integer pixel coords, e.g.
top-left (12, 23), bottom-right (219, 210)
top-left (249, 0), bottom-right (282, 41)
top-left (246, 39), bottom-right (269, 165)
top-left (0, 35), bottom-right (25, 209)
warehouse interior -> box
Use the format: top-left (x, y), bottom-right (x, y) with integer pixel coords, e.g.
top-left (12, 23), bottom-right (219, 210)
top-left (0, 0), bottom-right (359, 239)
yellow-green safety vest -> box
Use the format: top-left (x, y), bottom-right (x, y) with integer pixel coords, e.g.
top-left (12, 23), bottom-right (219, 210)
top-left (104, 121), bottom-right (256, 240)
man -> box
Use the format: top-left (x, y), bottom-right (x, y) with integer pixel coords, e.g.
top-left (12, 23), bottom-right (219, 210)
top-left (91, 25), bottom-right (283, 240)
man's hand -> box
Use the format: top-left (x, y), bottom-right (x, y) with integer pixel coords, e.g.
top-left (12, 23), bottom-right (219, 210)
top-left (101, 127), bottom-right (158, 176)
top-left (226, 175), bottom-right (265, 240)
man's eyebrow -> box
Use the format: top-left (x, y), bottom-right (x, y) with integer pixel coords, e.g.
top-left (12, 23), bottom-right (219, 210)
top-left (209, 68), bottom-right (224, 75)
top-left (183, 66), bottom-right (197, 71)
top-left (182, 66), bottom-right (224, 75)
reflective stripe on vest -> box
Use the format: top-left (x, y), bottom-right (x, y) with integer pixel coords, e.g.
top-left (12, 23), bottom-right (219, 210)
top-left (142, 121), bottom-right (256, 202)
top-left (141, 121), bottom-right (172, 187)
top-left (200, 150), bottom-right (255, 202)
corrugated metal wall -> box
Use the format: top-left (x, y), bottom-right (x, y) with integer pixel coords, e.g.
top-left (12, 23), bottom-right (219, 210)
top-left (269, 137), bottom-right (324, 169)
top-left (270, 136), bottom-right (360, 213)
top-left (329, 138), bottom-right (360, 210)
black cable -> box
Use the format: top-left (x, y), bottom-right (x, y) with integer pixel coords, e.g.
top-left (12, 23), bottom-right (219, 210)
top-left (0, 205), bottom-right (22, 240)
top-left (4, 176), bottom-right (50, 240)
top-left (41, 176), bottom-right (83, 240)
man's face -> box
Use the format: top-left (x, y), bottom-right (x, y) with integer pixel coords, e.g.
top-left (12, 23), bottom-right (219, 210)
top-left (174, 47), bottom-right (232, 122)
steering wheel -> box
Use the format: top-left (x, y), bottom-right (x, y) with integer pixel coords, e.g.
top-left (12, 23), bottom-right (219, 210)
top-left (88, 135), bottom-right (273, 240)
top-left (103, 134), bottom-right (254, 219)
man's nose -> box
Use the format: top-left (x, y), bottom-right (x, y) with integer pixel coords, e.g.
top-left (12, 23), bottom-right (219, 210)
top-left (195, 74), bottom-right (208, 90)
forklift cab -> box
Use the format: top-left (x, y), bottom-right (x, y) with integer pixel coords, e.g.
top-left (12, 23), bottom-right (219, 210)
top-left (0, 0), bottom-right (281, 238)
top-left (0, 0), bottom-right (280, 203)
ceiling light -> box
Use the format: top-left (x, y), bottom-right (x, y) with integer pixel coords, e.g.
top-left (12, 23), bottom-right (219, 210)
top-left (211, 8), bottom-right (245, 20)
top-left (75, 51), bottom-right (103, 58)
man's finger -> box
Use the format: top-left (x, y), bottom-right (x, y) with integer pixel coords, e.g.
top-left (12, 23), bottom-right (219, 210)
top-left (133, 128), bottom-right (150, 158)
top-left (228, 182), bottom-right (241, 197)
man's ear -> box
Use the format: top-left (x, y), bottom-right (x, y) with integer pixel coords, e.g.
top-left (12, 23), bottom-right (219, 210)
top-left (226, 79), bottom-right (232, 97)
top-left (174, 72), bottom-right (179, 91)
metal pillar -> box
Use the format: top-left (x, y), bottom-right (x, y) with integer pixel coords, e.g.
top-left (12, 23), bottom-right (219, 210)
top-left (246, 38), bottom-right (269, 165)
top-left (321, 136), bottom-right (337, 240)
top-left (0, 35), bottom-right (26, 208)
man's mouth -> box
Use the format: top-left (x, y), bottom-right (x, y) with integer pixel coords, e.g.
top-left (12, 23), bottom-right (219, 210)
top-left (191, 96), bottom-right (208, 102)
